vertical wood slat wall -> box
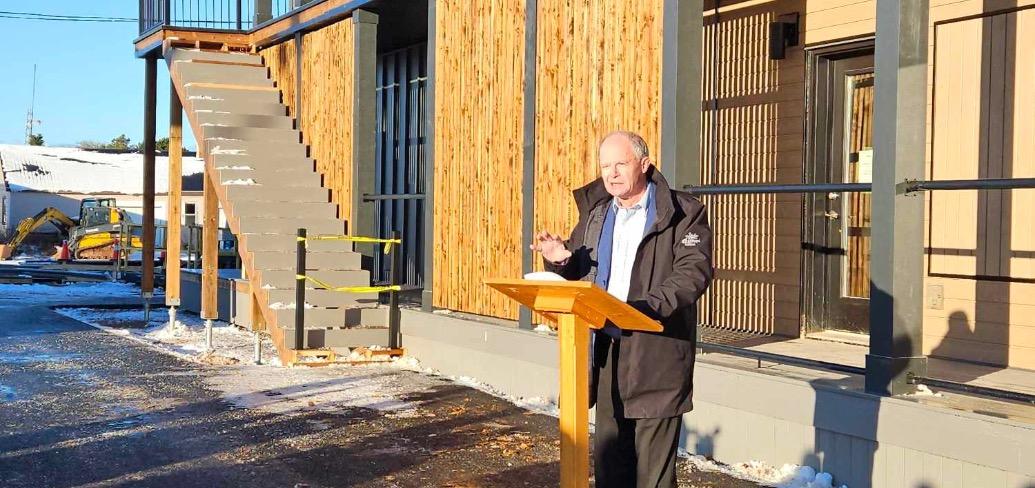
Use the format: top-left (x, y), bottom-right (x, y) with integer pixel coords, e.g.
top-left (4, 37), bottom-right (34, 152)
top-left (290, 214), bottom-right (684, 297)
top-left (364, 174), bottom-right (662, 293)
top-left (695, 2), bottom-right (805, 337)
top-left (533, 0), bottom-right (663, 249)
top-left (529, 0), bottom-right (663, 325)
top-left (262, 39), bottom-right (298, 118)
top-left (301, 21), bottom-right (355, 215)
top-left (260, 21), bottom-right (356, 222)
top-left (432, 0), bottom-right (526, 319)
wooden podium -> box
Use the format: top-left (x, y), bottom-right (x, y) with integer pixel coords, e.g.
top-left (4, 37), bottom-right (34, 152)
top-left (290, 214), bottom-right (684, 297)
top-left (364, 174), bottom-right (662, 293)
top-left (485, 279), bottom-right (662, 488)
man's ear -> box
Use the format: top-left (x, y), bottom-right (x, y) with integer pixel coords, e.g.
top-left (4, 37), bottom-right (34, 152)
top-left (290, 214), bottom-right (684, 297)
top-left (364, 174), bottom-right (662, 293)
top-left (640, 157), bottom-right (652, 173)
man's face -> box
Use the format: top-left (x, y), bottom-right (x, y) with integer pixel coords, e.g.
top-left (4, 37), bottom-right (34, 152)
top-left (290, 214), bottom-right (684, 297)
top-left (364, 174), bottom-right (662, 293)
top-left (598, 136), bottom-right (649, 199)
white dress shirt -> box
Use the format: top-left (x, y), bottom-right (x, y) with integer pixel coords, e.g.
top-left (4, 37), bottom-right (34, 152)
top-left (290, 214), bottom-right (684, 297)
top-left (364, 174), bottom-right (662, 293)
top-left (606, 183), bottom-right (652, 302)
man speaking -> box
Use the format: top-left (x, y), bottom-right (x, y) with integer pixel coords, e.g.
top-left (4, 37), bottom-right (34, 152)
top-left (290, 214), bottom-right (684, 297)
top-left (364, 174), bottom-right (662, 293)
top-left (530, 131), bottom-right (713, 487)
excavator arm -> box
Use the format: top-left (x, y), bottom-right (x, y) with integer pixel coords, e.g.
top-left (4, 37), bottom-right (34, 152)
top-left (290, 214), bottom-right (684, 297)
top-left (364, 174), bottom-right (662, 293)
top-left (0, 208), bottom-right (76, 259)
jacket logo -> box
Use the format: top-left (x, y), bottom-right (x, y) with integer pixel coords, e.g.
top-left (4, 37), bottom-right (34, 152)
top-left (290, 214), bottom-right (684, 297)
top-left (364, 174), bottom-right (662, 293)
top-left (681, 232), bottom-right (700, 247)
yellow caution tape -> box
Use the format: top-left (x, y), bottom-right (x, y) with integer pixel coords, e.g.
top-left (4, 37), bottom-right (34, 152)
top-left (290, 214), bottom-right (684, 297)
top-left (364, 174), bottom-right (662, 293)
top-left (297, 235), bottom-right (402, 254)
top-left (295, 274), bottom-right (401, 294)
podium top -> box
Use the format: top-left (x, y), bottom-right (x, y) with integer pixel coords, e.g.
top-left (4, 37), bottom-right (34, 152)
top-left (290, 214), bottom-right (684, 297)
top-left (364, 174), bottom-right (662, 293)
top-left (485, 278), bottom-right (662, 332)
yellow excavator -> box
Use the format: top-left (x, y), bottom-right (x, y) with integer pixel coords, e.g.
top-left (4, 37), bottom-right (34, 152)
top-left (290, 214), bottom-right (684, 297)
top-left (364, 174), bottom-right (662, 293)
top-left (0, 198), bottom-right (143, 261)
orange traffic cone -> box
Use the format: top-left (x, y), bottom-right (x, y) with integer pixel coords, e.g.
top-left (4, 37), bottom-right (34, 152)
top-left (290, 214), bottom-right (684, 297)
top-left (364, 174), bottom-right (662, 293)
top-left (57, 241), bottom-right (71, 262)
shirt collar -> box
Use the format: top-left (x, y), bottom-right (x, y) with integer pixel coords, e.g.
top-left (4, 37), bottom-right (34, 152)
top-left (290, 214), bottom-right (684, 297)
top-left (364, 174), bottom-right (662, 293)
top-left (612, 182), bottom-right (653, 212)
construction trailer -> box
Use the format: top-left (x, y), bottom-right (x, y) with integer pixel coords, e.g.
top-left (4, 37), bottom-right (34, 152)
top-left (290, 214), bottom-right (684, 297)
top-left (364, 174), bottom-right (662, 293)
top-left (135, 1), bottom-right (1035, 486)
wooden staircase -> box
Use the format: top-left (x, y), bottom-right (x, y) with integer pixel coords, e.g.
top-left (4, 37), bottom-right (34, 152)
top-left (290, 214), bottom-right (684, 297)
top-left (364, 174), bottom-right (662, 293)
top-left (166, 46), bottom-right (388, 365)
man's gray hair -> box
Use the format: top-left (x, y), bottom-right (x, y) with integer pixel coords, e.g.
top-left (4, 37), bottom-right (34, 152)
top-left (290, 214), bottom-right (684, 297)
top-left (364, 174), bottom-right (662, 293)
top-left (599, 130), bottom-right (649, 159)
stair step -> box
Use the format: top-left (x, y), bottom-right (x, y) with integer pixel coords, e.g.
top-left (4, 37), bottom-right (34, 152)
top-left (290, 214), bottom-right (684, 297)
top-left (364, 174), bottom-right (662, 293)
top-left (185, 85), bottom-right (281, 106)
top-left (231, 201), bottom-right (337, 220)
top-left (218, 168), bottom-right (320, 187)
top-left (205, 140), bottom-right (308, 158)
top-left (210, 154), bottom-right (314, 170)
top-left (203, 126), bottom-right (301, 143)
top-left (266, 288), bottom-right (378, 308)
top-left (225, 186), bottom-right (329, 203)
top-left (261, 269), bottom-right (369, 290)
top-left (231, 200), bottom-right (335, 218)
top-left (196, 113), bottom-right (294, 130)
top-left (301, 326), bottom-right (391, 349)
top-left (238, 217), bottom-right (344, 235)
top-left (190, 99), bottom-right (286, 116)
top-left (253, 250), bottom-right (363, 271)
top-left (275, 307), bottom-right (388, 329)
top-left (246, 233), bottom-right (355, 252)
top-left (175, 63), bottom-right (273, 87)
top-left (167, 48), bottom-right (264, 66)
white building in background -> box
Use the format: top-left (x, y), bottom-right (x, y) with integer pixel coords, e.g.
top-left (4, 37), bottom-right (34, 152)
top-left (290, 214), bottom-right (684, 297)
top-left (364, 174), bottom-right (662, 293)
top-left (0, 161), bottom-right (9, 239)
top-left (0, 144), bottom-right (226, 238)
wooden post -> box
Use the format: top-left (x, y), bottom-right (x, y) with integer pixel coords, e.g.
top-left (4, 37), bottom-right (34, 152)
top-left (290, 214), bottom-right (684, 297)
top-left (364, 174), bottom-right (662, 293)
top-left (201, 171), bottom-right (219, 320)
top-left (142, 56), bottom-right (158, 298)
top-left (166, 79), bottom-right (183, 307)
top-left (294, 228), bottom-right (307, 350)
top-left (250, 290), bottom-right (266, 331)
top-left (485, 279), bottom-right (662, 487)
top-left (558, 313), bottom-right (590, 488)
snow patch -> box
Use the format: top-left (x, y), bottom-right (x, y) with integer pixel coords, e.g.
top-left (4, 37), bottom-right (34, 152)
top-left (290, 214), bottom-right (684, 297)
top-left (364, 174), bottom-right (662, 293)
top-left (0, 281), bottom-right (139, 304)
top-left (390, 357), bottom-right (561, 418)
top-left (681, 451), bottom-right (846, 488)
top-left (222, 178), bottom-right (258, 186)
top-left (56, 307), bottom-right (278, 366)
top-left (205, 364), bottom-right (420, 416)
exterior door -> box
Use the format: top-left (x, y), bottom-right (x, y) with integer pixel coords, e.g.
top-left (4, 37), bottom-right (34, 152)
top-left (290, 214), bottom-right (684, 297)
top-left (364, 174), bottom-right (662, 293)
top-left (805, 45), bottom-right (874, 334)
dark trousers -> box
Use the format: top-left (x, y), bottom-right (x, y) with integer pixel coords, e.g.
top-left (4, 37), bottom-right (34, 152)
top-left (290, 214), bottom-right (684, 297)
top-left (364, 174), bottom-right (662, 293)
top-left (594, 338), bottom-right (681, 488)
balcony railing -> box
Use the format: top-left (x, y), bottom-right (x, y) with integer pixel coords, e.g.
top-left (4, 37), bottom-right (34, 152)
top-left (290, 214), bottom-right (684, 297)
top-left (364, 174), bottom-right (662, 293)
top-left (138, 0), bottom-right (311, 35)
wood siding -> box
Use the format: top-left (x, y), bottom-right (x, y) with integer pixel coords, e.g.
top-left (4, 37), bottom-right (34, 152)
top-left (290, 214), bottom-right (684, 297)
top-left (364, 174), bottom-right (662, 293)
top-left (697, 1), bottom-right (805, 336)
top-left (533, 0), bottom-right (663, 252)
top-left (925, 7), bottom-right (1035, 369)
top-left (432, 0), bottom-right (526, 318)
top-left (260, 21), bottom-right (355, 221)
top-left (261, 39), bottom-right (297, 118)
top-left (301, 20), bottom-right (355, 213)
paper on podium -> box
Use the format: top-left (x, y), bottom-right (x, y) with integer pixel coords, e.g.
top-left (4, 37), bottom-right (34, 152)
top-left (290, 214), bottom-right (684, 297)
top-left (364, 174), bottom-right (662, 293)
top-left (523, 271), bottom-right (566, 281)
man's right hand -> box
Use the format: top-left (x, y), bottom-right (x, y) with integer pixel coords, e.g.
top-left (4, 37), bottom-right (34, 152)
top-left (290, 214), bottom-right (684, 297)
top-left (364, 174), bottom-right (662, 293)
top-left (530, 231), bottom-right (573, 265)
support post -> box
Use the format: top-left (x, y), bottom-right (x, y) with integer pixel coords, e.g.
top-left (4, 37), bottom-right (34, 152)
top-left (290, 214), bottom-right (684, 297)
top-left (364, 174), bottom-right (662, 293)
top-left (351, 10), bottom-right (379, 268)
top-left (166, 79), bottom-right (183, 309)
top-left (251, 290), bottom-right (266, 331)
top-left (867, 0), bottom-right (930, 396)
top-left (201, 171), bottom-right (219, 323)
top-left (388, 231), bottom-right (402, 349)
top-left (295, 228), bottom-right (307, 350)
top-left (142, 56), bottom-right (158, 301)
top-left (518, 0), bottom-right (538, 330)
top-left (557, 314), bottom-right (590, 488)
top-left (660, 0), bottom-right (704, 188)
top-left (421, 0), bottom-right (436, 312)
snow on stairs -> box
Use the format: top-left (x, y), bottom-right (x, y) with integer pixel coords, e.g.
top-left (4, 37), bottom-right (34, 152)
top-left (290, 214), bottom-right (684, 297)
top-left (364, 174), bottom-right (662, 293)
top-left (166, 47), bottom-right (390, 365)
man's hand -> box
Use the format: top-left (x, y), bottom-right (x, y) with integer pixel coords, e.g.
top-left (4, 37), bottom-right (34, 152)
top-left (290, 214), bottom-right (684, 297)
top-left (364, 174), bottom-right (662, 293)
top-left (530, 231), bottom-right (572, 264)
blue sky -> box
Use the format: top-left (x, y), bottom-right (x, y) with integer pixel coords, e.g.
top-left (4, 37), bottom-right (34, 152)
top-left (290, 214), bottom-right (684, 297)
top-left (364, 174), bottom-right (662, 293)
top-left (0, 2), bottom-right (196, 149)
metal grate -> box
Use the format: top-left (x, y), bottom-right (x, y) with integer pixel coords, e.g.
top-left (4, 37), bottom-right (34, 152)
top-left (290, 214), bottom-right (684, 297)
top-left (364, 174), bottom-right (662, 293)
top-left (372, 44), bottom-right (428, 293)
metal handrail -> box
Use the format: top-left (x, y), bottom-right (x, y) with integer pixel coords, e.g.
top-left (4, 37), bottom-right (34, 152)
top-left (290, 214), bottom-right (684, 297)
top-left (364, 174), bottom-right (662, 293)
top-left (138, 0), bottom-right (300, 34)
top-left (684, 177), bottom-right (1035, 195)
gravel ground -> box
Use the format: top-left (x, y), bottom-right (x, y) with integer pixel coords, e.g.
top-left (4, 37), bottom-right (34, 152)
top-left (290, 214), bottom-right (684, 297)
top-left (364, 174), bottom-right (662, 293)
top-left (0, 285), bottom-right (759, 487)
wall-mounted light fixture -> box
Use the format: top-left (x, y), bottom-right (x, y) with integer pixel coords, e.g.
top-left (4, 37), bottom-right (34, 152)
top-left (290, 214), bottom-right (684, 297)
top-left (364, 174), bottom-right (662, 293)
top-left (769, 13), bottom-right (800, 60)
